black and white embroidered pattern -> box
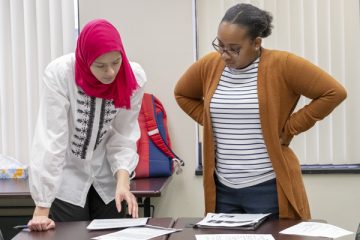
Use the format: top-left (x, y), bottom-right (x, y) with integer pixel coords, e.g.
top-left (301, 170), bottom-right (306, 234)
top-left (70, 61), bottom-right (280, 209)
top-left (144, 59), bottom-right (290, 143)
top-left (71, 90), bottom-right (96, 159)
top-left (71, 89), bottom-right (118, 159)
top-left (94, 99), bottom-right (117, 150)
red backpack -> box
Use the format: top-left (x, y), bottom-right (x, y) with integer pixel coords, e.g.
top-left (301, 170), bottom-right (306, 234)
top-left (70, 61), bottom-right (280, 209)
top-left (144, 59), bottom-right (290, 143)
top-left (134, 93), bottom-right (184, 178)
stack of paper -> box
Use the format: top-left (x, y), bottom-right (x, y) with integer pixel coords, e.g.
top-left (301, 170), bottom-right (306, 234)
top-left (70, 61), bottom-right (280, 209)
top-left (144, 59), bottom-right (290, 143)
top-left (195, 213), bottom-right (271, 230)
top-left (87, 218), bottom-right (148, 230)
top-left (92, 225), bottom-right (181, 240)
top-left (87, 219), bottom-right (182, 240)
top-left (195, 234), bottom-right (275, 240)
top-left (279, 222), bottom-right (353, 239)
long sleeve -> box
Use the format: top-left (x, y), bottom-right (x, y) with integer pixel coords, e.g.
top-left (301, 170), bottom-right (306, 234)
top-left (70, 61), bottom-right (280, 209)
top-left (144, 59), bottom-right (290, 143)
top-left (106, 62), bottom-right (147, 175)
top-left (29, 61), bottom-right (70, 208)
top-left (174, 57), bottom-right (207, 125)
top-left (283, 53), bottom-right (347, 139)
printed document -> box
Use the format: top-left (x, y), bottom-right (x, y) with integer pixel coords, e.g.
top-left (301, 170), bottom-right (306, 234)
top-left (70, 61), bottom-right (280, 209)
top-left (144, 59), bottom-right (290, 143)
top-left (279, 222), bottom-right (353, 238)
top-left (195, 234), bottom-right (275, 240)
top-left (196, 213), bottom-right (270, 229)
top-left (92, 225), bottom-right (181, 240)
top-left (87, 218), bottom-right (148, 230)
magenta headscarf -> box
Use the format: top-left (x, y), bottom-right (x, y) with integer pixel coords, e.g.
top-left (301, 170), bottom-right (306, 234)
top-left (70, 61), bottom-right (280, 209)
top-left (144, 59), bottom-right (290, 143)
top-left (75, 19), bottom-right (138, 109)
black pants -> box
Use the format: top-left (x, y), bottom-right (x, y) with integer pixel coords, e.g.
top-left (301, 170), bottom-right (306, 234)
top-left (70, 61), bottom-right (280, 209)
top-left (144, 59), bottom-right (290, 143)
top-left (50, 185), bottom-right (125, 221)
top-left (215, 178), bottom-right (279, 219)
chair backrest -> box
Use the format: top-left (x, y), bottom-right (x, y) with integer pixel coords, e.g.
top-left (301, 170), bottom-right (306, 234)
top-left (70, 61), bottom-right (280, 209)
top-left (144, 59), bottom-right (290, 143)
top-left (356, 223), bottom-right (360, 240)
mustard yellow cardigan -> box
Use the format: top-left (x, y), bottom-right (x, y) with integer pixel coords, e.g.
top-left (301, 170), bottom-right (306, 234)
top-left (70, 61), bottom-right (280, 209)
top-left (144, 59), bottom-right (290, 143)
top-left (174, 49), bottom-right (347, 219)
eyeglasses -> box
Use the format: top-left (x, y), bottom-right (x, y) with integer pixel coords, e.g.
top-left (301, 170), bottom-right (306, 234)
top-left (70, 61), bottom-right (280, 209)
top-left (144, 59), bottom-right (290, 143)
top-left (212, 38), bottom-right (241, 56)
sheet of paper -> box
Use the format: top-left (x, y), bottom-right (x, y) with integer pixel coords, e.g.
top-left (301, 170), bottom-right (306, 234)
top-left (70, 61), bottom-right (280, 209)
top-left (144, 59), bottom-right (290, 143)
top-left (92, 225), bottom-right (181, 240)
top-left (279, 222), bottom-right (353, 238)
top-left (195, 234), bottom-right (275, 240)
top-left (86, 218), bottom-right (148, 230)
top-left (197, 213), bottom-right (270, 227)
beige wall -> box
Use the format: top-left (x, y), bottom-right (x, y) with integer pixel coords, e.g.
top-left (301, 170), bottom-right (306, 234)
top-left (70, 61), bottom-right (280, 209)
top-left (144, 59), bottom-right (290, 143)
top-left (304, 175), bottom-right (360, 240)
top-left (79, 1), bottom-right (360, 239)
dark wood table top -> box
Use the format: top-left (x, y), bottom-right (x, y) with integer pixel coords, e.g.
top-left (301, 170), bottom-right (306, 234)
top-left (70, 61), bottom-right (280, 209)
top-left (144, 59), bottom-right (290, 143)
top-left (168, 218), bottom-right (331, 240)
top-left (0, 177), bottom-right (172, 198)
top-left (0, 179), bottom-right (30, 197)
top-left (12, 217), bottom-right (175, 240)
top-left (130, 177), bottom-right (172, 197)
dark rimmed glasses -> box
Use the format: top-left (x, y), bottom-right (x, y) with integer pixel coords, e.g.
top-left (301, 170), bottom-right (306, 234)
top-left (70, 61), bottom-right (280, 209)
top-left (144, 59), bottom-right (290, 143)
top-left (212, 38), bottom-right (241, 56)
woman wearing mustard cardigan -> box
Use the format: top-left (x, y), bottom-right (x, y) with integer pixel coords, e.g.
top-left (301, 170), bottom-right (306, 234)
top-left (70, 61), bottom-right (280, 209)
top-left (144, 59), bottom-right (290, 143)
top-left (174, 3), bottom-right (346, 219)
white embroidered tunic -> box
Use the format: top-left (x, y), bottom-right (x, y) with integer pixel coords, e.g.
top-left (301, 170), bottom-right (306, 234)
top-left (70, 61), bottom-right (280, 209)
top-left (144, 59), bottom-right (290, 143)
top-left (29, 53), bottom-right (147, 208)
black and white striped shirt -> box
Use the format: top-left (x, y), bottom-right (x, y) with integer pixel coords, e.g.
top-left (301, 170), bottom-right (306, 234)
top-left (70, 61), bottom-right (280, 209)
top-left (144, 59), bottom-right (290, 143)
top-left (210, 58), bottom-right (275, 189)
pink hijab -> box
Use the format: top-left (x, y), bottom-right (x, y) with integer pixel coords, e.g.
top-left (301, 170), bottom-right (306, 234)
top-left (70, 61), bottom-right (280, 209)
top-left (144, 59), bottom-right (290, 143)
top-left (75, 19), bottom-right (138, 109)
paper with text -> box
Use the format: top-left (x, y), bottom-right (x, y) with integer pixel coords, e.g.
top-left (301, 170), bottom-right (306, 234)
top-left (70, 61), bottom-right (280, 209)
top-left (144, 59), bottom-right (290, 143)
top-left (197, 213), bottom-right (270, 228)
top-left (92, 225), bottom-right (181, 240)
top-left (86, 218), bottom-right (148, 230)
top-left (195, 234), bottom-right (275, 240)
top-left (279, 222), bottom-right (353, 238)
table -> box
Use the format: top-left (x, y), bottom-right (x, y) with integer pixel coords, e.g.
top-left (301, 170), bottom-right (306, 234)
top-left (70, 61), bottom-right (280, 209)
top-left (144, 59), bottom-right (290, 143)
top-left (0, 177), bottom-right (171, 217)
top-left (0, 177), bottom-right (171, 239)
top-left (12, 217), bottom-right (175, 240)
top-left (168, 218), bottom-right (331, 240)
top-left (130, 177), bottom-right (172, 217)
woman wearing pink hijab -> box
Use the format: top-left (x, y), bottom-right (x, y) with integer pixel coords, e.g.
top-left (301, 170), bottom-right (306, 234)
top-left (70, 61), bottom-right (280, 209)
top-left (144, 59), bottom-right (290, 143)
top-left (27, 19), bottom-right (147, 231)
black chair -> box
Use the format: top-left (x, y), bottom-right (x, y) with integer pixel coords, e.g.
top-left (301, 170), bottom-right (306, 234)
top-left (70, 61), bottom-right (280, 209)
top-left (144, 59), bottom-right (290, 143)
top-left (356, 223), bottom-right (360, 240)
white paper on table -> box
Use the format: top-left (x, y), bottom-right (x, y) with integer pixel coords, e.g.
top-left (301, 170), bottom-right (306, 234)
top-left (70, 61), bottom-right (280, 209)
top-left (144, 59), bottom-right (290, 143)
top-left (279, 222), bottom-right (353, 238)
top-left (92, 225), bottom-right (182, 240)
top-left (195, 234), bottom-right (275, 240)
top-left (86, 218), bottom-right (148, 230)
